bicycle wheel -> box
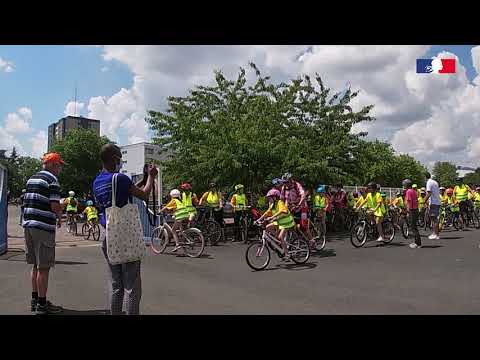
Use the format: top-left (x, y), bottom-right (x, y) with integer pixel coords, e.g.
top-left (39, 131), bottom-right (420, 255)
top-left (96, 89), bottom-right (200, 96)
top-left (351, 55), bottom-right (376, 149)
top-left (309, 219), bottom-right (325, 251)
top-left (438, 212), bottom-right (445, 232)
top-left (287, 234), bottom-right (310, 264)
top-left (81, 223), bottom-right (88, 237)
top-left (240, 217), bottom-right (249, 243)
top-left (350, 221), bottom-right (367, 248)
top-left (417, 211), bottom-right (425, 228)
top-left (151, 226), bottom-right (170, 254)
top-left (401, 219), bottom-right (409, 239)
top-left (205, 220), bottom-right (222, 245)
top-left (245, 242), bottom-right (270, 270)
top-left (453, 215), bottom-right (462, 231)
top-left (71, 222), bottom-right (77, 236)
top-left (382, 220), bottom-right (395, 244)
top-left (182, 228), bottom-right (205, 258)
top-left (471, 211), bottom-right (480, 229)
top-left (92, 224), bottom-right (101, 241)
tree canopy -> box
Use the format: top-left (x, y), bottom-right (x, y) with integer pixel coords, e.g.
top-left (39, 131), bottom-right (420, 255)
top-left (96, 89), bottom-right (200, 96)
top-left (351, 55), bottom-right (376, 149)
top-left (432, 161), bottom-right (458, 187)
top-left (147, 63), bottom-right (427, 193)
top-left (50, 128), bottom-right (111, 196)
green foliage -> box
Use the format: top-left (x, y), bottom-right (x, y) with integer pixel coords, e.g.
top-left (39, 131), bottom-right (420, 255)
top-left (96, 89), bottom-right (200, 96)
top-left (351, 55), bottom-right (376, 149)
top-left (147, 63), bottom-right (382, 193)
top-left (432, 161), bottom-right (458, 187)
top-left (462, 168), bottom-right (480, 186)
top-left (50, 128), bottom-right (111, 196)
top-left (0, 147), bottom-right (42, 198)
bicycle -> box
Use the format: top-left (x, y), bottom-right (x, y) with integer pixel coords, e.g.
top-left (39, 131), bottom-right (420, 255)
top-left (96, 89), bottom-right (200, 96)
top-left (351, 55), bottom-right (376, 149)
top-left (81, 218), bottom-right (101, 241)
top-left (66, 213), bottom-right (78, 235)
top-left (245, 221), bottom-right (310, 271)
top-left (194, 206), bottom-right (223, 245)
top-left (150, 214), bottom-right (205, 258)
top-left (233, 206), bottom-right (252, 243)
top-left (463, 201), bottom-right (480, 229)
top-left (307, 208), bottom-right (327, 251)
top-left (350, 211), bottom-right (395, 248)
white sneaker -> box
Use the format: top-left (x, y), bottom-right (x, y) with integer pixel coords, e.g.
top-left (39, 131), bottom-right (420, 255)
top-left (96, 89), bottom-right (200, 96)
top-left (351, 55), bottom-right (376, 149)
top-left (434, 235), bottom-right (440, 240)
top-left (409, 243), bottom-right (421, 249)
top-left (428, 234), bottom-right (437, 240)
top-left (376, 236), bottom-right (384, 242)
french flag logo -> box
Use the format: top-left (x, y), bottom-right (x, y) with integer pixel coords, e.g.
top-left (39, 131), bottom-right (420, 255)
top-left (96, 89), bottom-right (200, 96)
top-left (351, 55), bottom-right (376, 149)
top-left (416, 57), bottom-right (456, 74)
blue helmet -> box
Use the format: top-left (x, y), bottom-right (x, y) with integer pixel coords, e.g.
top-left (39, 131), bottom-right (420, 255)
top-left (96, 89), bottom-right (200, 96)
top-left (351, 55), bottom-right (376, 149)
top-left (316, 185), bottom-right (326, 193)
top-left (272, 178), bottom-right (284, 186)
top-left (86, 200), bottom-right (93, 206)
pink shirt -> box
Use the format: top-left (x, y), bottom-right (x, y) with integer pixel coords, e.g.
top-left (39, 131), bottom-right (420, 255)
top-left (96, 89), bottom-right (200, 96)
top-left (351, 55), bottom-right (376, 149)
top-left (281, 181), bottom-right (306, 208)
top-left (405, 189), bottom-right (418, 209)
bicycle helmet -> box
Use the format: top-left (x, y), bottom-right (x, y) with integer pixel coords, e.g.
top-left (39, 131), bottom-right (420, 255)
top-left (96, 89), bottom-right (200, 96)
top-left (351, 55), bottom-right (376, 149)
top-left (367, 182), bottom-right (377, 191)
top-left (439, 186), bottom-right (446, 191)
top-left (420, 187), bottom-right (426, 191)
top-left (22, 189), bottom-right (26, 193)
top-left (396, 191), bottom-right (402, 197)
top-left (86, 200), bottom-right (93, 206)
top-left (281, 172), bottom-right (293, 182)
top-left (234, 184), bottom-right (244, 191)
top-left (412, 184), bottom-right (418, 189)
top-left (170, 189), bottom-right (181, 198)
top-left (179, 182), bottom-right (192, 191)
top-left (209, 182), bottom-right (217, 189)
top-left (68, 191), bottom-right (75, 196)
top-left (446, 188), bottom-right (454, 196)
top-left (266, 189), bottom-right (281, 199)
top-left (316, 185), bottom-right (326, 193)
top-left (476, 187), bottom-right (480, 192)
top-left (402, 179), bottom-right (412, 188)
top-left (381, 192), bottom-right (387, 198)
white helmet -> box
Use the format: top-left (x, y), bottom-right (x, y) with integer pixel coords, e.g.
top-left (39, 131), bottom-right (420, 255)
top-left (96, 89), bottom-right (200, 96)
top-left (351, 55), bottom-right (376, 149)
top-left (68, 191), bottom-right (75, 196)
top-left (170, 189), bottom-right (181, 198)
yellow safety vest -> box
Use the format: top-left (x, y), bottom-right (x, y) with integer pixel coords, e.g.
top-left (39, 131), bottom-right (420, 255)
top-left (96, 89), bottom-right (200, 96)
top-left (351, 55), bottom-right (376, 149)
top-left (313, 194), bottom-right (327, 209)
top-left (454, 185), bottom-right (468, 202)
top-left (173, 198), bottom-right (190, 220)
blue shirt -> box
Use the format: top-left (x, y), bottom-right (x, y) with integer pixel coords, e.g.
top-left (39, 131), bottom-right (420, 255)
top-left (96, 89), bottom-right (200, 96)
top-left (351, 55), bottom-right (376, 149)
top-left (93, 171), bottom-right (133, 227)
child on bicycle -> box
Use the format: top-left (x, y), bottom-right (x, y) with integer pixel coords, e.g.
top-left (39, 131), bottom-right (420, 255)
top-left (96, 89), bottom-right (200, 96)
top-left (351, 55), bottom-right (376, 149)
top-left (65, 191), bottom-right (78, 225)
top-left (313, 185), bottom-right (328, 246)
top-left (160, 189), bottom-right (191, 253)
top-left (82, 200), bottom-right (98, 227)
top-left (355, 182), bottom-right (385, 242)
top-left (179, 182), bottom-right (198, 227)
top-left (231, 184), bottom-right (248, 242)
top-left (256, 188), bottom-right (295, 261)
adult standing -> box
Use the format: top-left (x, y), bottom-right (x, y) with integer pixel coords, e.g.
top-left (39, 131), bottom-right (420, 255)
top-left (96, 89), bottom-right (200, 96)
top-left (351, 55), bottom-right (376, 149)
top-left (423, 172), bottom-right (441, 240)
top-left (23, 152), bottom-right (65, 315)
top-left (403, 179), bottom-right (422, 249)
top-left (333, 183), bottom-right (348, 228)
top-left (280, 173), bottom-right (307, 222)
top-left (93, 144), bottom-right (158, 315)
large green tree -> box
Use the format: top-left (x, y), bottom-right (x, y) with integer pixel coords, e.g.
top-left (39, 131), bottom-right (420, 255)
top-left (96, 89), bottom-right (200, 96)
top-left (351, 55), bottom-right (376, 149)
top-left (432, 161), bottom-right (458, 187)
top-left (50, 128), bottom-right (111, 196)
top-left (0, 147), bottom-right (42, 198)
top-left (146, 63), bottom-right (376, 193)
top-left (462, 168), bottom-right (480, 186)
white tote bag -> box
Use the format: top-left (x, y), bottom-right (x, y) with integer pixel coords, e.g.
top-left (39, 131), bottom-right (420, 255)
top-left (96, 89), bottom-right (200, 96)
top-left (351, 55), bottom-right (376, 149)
top-left (106, 174), bottom-right (146, 265)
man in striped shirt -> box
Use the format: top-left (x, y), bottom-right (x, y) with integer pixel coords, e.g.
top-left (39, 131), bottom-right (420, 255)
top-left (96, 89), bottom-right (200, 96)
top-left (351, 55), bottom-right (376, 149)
top-left (23, 152), bottom-right (65, 315)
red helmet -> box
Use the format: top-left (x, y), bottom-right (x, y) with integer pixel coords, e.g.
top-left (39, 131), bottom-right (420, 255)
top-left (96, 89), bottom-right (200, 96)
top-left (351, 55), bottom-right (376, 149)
top-left (179, 182), bottom-right (192, 191)
top-left (446, 188), bottom-right (454, 196)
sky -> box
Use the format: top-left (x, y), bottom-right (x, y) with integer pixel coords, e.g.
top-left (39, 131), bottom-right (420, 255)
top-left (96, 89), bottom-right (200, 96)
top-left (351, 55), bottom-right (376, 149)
top-left (1, 45), bottom-right (479, 169)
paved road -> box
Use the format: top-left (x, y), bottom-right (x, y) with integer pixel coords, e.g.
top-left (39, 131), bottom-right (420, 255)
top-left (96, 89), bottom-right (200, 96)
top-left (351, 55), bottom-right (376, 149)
top-left (2, 205), bottom-right (480, 314)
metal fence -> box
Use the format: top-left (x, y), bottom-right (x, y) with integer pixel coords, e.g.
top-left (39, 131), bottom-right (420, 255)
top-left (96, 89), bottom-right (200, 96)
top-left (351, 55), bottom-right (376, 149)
top-left (343, 186), bottom-right (403, 200)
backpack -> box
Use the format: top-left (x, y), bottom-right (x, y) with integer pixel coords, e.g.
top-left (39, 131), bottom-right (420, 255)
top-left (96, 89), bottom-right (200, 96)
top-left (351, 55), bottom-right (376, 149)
top-left (69, 197), bottom-right (77, 207)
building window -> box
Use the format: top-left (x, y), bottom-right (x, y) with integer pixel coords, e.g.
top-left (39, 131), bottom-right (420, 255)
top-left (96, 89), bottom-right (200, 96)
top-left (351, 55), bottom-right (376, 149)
top-left (122, 160), bottom-right (127, 164)
top-left (121, 150), bottom-right (127, 155)
top-left (145, 148), bottom-right (154, 155)
top-left (122, 170), bottom-right (128, 173)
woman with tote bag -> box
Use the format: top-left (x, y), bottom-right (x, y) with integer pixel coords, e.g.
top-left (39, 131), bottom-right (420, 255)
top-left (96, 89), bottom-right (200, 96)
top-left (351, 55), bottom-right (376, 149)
top-left (93, 144), bottom-right (158, 315)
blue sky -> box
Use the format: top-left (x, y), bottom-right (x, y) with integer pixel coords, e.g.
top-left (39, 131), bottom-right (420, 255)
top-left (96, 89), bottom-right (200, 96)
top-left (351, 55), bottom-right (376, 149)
top-left (1, 45), bottom-right (479, 167)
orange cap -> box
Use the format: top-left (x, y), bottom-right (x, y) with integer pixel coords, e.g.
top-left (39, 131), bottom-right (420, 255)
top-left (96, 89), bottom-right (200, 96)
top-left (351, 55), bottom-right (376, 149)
top-left (42, 152), bottom-right (65, 165)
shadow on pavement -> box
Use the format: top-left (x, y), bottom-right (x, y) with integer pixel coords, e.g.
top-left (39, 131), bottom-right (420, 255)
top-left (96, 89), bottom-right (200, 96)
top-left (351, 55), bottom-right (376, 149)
top-left (55, 260), bottom-right (88, 265)
top-left (381, 242), bottom-right (408, 247)
top-left (275, 262), bottom-right (317, 271)
top-left (311, 249), bottom-right (336, 258)
top-left (421, 245), bottom-right (443, 249)
top-left (440, 236), bottom-right (462, 240)
top-left (57, 308), bottom-right (112, 315)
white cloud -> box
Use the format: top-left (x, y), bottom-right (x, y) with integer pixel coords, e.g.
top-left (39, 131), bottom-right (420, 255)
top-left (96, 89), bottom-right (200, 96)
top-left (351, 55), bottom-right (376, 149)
top-left (0, 57), bottom-right (14, 73)
top-left (31, 131), bottom-right (47, 158)
top-left (101, 66), bottom-right (109, 72)
top-left (0, 126), bottom-right (24, 153)
top-left (80, 45), bottom-right (480, 168)
top-left (64, 101), bottom-right (85, 117)
top-left (4, 107), bottom-right (33, 134)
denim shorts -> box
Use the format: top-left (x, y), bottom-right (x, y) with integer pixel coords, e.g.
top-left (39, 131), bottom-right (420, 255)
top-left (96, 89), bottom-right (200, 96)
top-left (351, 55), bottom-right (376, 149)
top-left (429, 204), bottom-right (440, 219)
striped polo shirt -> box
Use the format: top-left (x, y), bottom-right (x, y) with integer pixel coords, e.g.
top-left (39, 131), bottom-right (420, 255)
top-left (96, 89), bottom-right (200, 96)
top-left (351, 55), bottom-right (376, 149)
top-left (23, 170), bottom-right (61, 232)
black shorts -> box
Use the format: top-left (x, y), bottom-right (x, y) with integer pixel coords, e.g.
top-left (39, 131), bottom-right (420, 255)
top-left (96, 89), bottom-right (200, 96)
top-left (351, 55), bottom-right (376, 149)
top-left (459, 201), bottom-right (469, 214)
top-left (67, 210), bottom-right (77, 215)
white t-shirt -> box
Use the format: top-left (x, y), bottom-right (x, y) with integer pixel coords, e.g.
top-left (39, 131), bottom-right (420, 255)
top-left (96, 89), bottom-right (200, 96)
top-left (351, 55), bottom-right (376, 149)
top-left (426, 179), bottom-right (441, 206)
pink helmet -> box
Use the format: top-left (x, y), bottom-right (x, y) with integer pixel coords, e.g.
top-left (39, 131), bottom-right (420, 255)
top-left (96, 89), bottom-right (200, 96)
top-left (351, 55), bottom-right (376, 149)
top-left (266, 189), bottom-right (281, 199)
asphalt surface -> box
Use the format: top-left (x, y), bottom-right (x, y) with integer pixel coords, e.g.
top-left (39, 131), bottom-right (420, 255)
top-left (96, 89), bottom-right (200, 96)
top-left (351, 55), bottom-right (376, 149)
top-left (2, 205), bottom-right (480, 314)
